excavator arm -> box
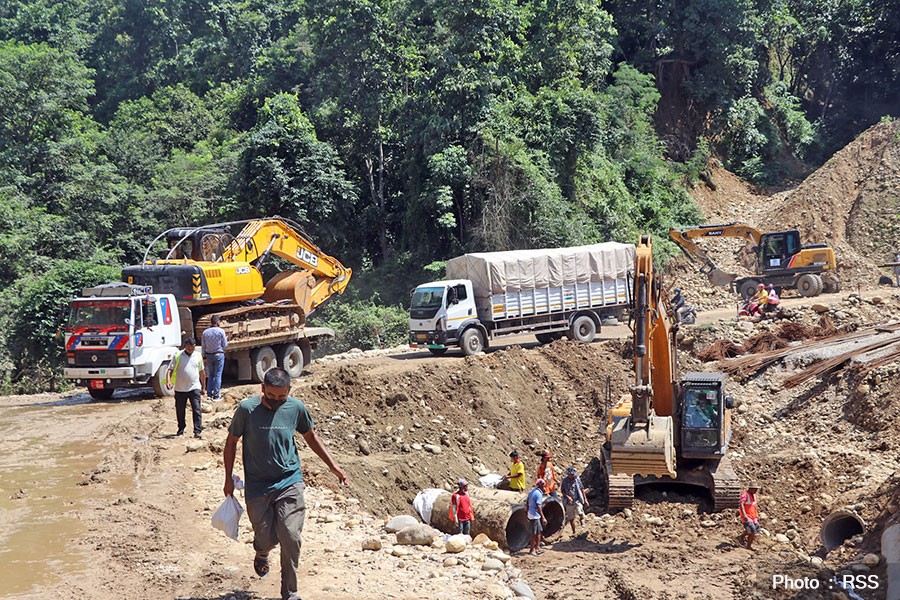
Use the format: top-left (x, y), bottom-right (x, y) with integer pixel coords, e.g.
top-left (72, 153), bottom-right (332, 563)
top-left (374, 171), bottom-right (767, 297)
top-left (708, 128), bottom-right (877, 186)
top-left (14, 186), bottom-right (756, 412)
top-left (668, 223), bottom-right (763, 287)
top-left (222, 218), bottom-right (352, 314)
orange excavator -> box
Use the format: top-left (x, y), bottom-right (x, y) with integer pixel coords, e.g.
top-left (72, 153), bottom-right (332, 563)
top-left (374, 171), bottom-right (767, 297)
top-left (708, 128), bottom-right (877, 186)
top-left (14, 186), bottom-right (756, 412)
top-left (601, 234), bottom-right (740, 510)
top-left (669, 223), bottom-right (839, 299)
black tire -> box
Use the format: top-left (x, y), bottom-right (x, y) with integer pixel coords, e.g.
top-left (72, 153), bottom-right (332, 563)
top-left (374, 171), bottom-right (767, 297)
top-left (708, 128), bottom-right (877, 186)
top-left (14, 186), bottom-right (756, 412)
top-left (151, 361), bottom-right (174, 398)
top-left (89, 388), bottom-right (115, 400)
top-left (251, 346), bottom-right (278, 382)
top-left (797, 273), bottom-right (822, 297)
top-left (535, 333), bottom-right (555, 344)
top-left (428, 347), bottom-right (448, 355)
top-left (459, 328), bottom-right (485, 356)
top-left (567, 315), bottom-right (597, 343)
top-left (811, 274), bottom-right (824, 296)
top-left (738, 279), bottom-right (760, 300)
top-left (277, 343), bottom-right (304, 378)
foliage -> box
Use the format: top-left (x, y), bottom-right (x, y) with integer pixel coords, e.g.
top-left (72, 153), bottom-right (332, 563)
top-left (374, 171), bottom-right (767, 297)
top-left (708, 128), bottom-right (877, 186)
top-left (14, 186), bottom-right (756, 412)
top-left (315, 294), bottom-right (409, 354)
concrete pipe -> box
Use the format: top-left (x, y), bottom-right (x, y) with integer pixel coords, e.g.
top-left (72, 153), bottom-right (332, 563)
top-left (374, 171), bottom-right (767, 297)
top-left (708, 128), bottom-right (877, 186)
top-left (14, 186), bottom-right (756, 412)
top-left (820, 509), bottom-right (866, 551)
top-left (883, 523), bottom-right (899, 600)
top-left (431, 488), bottom-right (565, 551)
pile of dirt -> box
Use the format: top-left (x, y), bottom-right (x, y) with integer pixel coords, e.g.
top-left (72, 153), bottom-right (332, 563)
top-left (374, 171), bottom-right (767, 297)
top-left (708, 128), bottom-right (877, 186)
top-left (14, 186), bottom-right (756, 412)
top-left (674, 120), bottom-right (900, 295)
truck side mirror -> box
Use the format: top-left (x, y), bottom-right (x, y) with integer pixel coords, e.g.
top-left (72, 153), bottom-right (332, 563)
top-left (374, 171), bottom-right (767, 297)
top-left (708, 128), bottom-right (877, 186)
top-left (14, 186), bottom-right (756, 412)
top-left (725, 395), bottom-right (735, 410)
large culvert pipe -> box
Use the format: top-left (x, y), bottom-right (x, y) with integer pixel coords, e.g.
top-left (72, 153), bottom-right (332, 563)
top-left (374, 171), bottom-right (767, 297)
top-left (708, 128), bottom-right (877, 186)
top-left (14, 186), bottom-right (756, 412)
top-left (431, 488), bottom-right (564, 551)
top-left (883, 523), bottom-right (899, 600)
top-left (820, 510), bottom-right (866, 551)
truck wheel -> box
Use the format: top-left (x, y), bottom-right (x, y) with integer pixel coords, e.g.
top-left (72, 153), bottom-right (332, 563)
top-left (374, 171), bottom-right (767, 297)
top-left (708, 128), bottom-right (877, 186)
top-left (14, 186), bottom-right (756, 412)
top-left (277, 343), bottom-right (305, 378)
top-left (738, 279), bottom-right (760, 300)
top-left (299, 338), bottom-right (312, 368)
top-left (460, 328), bottom-right (485, 356)
top-left (535, 333), bottom-right (554, 344)
top-left (89, 388), bottom-right (115, 400)
top-left (567, 315), bottom-right (597, 343)
top-left (428, 347), bottom-right (448, 355)
top-left (251, 346), bottom-right (277, 382)
top-left (151, 361), bottom-right (175, 398)
top-left (797, 274), bottom-right (822, 297)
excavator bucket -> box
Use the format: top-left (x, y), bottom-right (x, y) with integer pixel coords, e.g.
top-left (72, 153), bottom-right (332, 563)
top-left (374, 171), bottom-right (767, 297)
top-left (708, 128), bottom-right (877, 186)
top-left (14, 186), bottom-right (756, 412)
top-left (609, 415), bottom-right (676, 478)
top-left (707, 268), bottom-right (736, 288)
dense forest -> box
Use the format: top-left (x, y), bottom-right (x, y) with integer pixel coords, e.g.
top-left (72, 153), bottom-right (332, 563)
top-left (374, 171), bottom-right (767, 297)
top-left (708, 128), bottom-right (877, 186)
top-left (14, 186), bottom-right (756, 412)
top-left (0, 0), bottom-right (897, 391)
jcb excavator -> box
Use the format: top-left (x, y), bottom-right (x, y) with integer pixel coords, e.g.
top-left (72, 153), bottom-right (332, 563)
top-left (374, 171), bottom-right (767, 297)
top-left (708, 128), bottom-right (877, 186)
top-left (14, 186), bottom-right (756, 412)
top-left (601, 235), bottom-right (740, 511)
top-left (669, 223), bottom-right (839, 299)
top-left (64, 217), bottom-right (351, 398)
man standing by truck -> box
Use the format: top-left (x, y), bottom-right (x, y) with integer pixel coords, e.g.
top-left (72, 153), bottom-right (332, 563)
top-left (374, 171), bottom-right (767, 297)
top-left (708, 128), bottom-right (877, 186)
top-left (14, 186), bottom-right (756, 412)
top-left (223, 367), bottom-right (347, 600)
top-left (202, 315), bottom-right (228, 401)
top-left (167, 337), bottom-right (206, 438)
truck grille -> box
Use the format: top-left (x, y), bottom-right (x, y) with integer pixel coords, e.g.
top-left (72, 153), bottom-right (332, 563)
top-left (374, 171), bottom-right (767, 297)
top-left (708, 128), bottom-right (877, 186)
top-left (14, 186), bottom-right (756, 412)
top-left (75, 350), bottom-right (118, 367)
top-left (410, 308), bottom-right (439, 320)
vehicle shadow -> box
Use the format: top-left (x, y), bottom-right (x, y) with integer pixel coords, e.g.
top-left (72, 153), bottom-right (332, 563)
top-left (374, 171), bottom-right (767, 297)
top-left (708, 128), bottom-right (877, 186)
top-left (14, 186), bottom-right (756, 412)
top-left (544, 537), bottom-right (640, 555)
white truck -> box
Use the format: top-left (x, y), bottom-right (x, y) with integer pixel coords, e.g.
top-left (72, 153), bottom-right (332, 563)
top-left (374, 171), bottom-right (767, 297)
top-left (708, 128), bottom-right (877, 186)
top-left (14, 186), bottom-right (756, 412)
top-left (408, 243), bottom-right (635, 356)
top-left (63, 283), bottom-right (183, 399)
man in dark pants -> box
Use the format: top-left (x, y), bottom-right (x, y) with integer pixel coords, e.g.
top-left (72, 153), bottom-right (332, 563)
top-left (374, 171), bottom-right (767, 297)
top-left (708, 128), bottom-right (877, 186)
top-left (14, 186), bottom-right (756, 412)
top-left (223, 368), bottom-right (347, 600)
top-left (201, 314), bottom-right (228, 401)
top-left (166, 337), bottom-right (205, 438)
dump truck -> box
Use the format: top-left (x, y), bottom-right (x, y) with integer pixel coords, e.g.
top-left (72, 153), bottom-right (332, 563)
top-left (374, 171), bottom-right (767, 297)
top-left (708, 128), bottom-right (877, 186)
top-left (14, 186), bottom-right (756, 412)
top-left (408, 243), bottom-right (634, 356)
top-left (669, 222), bottom-right (839, 299)
top-left (63, 217), bottom-right (351, 399)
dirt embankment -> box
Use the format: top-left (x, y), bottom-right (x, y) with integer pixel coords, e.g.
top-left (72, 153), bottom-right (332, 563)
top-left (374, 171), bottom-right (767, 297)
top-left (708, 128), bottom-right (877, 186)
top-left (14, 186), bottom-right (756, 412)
top-left (671, 120), bottom-right (900, 304)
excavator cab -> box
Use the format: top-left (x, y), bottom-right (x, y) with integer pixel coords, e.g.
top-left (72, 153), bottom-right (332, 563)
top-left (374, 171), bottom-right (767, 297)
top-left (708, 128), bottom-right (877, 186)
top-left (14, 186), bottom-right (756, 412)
top-left (679, 372), bottom-right (733, 459)
top-left (757, 230), bottom-right (801, 272)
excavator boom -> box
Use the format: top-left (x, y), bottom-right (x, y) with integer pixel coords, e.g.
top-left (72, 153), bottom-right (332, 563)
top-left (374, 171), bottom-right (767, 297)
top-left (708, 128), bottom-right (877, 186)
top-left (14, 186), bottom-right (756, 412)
top-left (668, 223), bottom-right (763, 287)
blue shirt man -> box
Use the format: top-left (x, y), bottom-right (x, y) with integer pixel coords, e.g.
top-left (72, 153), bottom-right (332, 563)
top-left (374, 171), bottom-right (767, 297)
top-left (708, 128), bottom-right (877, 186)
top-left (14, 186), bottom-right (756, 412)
top-left (526, 479), bottom-right (547, 555)
top-left (202, 315), bottom-right (228, 400)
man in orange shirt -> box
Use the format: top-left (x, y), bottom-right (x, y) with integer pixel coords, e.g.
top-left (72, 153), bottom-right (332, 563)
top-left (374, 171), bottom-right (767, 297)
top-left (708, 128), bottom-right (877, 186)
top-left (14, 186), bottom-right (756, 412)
top-left (536, 451), bottom-right (558, 498)
top-left (738, 482), bottom-right (761, 550)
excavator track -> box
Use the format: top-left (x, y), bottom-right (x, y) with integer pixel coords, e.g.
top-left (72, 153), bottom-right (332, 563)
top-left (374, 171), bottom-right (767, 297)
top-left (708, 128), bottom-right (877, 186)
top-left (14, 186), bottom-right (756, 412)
top-left (710, 455), bottom-right (741, 511)
top-left (601, 447), bottom-right (636, 510)
top-left (195, 303), bottom-right (305, 347)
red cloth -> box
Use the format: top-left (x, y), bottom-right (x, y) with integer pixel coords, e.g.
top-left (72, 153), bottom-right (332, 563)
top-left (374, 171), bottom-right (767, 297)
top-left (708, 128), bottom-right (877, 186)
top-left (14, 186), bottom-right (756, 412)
top-left (739, 491), bottom-right (758, 522)
top-left (451, 492), bottom-right (473, 521)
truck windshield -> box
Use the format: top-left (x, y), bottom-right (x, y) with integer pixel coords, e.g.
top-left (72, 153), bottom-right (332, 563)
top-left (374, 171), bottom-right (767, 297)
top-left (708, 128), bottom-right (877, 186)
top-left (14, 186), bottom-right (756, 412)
top-left (411, 287), bottom-right (445, 310)
top-left (683, 387), bottom-right (720, 429)
top-left (68, 300), bottom-right (131, 332)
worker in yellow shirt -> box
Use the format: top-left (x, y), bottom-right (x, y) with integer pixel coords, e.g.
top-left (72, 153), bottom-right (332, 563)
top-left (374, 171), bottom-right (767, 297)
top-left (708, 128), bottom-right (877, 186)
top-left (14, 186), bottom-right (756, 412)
top-left (502, 450), bottom-right (527, 491)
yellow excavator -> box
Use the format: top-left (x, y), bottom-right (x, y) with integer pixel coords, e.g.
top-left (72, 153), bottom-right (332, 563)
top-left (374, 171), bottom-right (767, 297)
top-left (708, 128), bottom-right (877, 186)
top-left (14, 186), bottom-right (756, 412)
top-left (123, 216), bottom-right (351, 380)
top-left (669, 223), bottom-right (839, 299)
top-left (602, 234), bottom-right (740, 510)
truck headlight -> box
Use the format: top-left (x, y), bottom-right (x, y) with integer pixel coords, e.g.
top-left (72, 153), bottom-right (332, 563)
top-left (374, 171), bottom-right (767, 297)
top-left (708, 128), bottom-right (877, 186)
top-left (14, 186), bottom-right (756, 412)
top-left (116, 352), bottom-right (129, 365)
top-left (67, 354), bottom-right (75, 365)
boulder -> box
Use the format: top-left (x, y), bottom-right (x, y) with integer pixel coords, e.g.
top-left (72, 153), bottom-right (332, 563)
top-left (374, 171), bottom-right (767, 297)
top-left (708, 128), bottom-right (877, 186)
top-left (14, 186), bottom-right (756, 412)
top-left (489, 551), bottom-right (511, 563)
top-left (482, 558), bottom-right (505, 571)
top-left (862, 553), bottom-right (880, 567)
top-left (811, 303), bottom-right (830, 313)
top-left (510, 581), bottom-right (536, 599)
top-left (361, 537), bottom-right (382, 551)
top-left (472, 533), bottom-right (493, 546)
top-left (445, 535), bottom-right (467, 553)
top-left (385, 515), bottom-right (419, 533)
top-left (396, 524), bottom-right (439, 546)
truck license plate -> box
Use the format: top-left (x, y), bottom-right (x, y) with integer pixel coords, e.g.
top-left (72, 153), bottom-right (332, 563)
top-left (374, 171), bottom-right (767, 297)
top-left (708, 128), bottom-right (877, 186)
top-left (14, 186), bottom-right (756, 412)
top-left (88, 380), bottom-right (105, 390)
top-left (416, 333), bottom-right (427, 340)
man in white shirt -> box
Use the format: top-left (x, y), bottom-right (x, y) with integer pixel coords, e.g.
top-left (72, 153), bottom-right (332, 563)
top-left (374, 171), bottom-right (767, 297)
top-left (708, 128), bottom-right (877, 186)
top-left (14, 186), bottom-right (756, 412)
top-left (167, 337), bottom-right (206, 438)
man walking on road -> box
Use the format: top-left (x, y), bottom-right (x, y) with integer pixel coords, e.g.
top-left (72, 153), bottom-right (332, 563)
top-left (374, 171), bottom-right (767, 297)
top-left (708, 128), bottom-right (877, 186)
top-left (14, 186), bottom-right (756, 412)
top-left (167, 337), bottom-right (205, 438)
top-left (739, 482), bottom-right (761, 550)
top-left (202, 315), bottom-right (228, 401)
top-left (527, 479), bottom-right (548, 556)
top-left (223, 368), bottom-right (347, 600)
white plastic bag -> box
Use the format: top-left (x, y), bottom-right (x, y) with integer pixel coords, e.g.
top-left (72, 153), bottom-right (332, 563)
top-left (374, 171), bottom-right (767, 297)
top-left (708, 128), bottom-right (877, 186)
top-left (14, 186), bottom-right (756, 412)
top-left (211, 494), bottom-right (244, 540)
top-left (478, 473), bottom-right (504, 489)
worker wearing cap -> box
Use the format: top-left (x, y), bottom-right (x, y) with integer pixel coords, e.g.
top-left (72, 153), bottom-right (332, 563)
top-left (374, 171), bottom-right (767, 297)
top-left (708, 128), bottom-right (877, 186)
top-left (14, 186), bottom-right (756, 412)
top-left (536, 451), bottom-right (558, 498)
top-left (450, 479), bottom-right (474, 535)
top-left (502, 450), bottom-right (527, 491)
top-left (527, 479), bottom-right (548, 555)
top-left (739, 481), bottom-right (761, 550)
top-left (561, 466), bottom-right (589, 535)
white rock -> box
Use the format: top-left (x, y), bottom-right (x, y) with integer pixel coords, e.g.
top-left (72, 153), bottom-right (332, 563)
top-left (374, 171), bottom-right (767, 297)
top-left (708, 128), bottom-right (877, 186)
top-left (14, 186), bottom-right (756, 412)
top-left (385, 515), bottom-right (419, 533)
top-left (510, 581), bottom-right (536, 599)
top-left (445, 535), bottom-right (467, 553)
top-left (396, 524), bottom-right (439, 546)
top-left (391, 546), bottom-right (411, 557)
top-left (443, 557), bottom-right (459, 567)
top-left (863, 553), bottom-right (880, 567)
top-left (489, 551), bottom-right (511, 563)
top-left (482, 558), bottom-right (505, 571)
top-left (775, 534), bottom-right (790, 543)
top-left (700, 520), bottom-right (717, 528)
top-left (423, 444), bottom-right (442, 454)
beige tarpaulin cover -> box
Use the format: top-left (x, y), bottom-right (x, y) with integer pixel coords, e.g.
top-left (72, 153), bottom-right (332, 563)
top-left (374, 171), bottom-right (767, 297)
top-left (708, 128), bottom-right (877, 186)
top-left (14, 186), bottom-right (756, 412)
top-left (446, 243), bottom-right (635, 297)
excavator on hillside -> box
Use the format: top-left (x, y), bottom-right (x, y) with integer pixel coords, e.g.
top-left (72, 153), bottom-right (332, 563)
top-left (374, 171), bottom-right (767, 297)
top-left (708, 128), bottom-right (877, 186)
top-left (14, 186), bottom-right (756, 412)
top-left (601, 234), bottom-right (740, 511)
top-left (65, 217), bottom-right (351, 398)
top-left (669, 223), bottom-right (839, 299)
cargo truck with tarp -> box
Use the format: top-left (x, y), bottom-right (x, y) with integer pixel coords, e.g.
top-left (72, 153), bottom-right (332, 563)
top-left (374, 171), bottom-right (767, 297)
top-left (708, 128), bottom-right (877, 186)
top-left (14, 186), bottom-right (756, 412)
top-left (408, 243), bottom-right (635, 356)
